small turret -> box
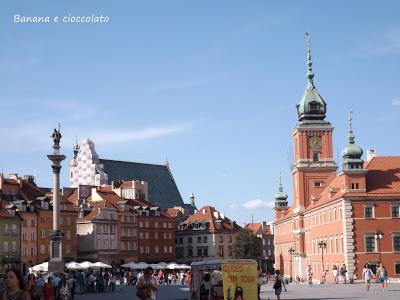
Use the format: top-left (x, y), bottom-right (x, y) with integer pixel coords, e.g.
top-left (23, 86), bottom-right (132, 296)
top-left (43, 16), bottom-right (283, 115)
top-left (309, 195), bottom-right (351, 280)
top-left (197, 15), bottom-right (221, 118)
top-left (275, 175), bottom-right (288, 210)
top-left (342, 111), bottom-right (364, 171)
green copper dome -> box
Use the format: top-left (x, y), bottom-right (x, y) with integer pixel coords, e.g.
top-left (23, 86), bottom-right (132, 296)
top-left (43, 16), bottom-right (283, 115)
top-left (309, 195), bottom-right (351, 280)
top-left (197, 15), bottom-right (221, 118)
top-left (297, 33), bottom-right (327, 122)
top-left (342, 144), bottom-right (363, 159)
top-left (275, 180), bottom-right (288, 201)
top-left (342, 112), bottom-right (363, 160)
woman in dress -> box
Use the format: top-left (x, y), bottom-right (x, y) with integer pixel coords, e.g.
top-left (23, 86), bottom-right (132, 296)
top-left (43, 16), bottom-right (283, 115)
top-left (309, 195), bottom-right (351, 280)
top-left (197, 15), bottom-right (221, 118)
top-left (43, 277), bottom-right (55, 300)
top-left (1, 269), bottom-right (31, 300)
top-left (58, 276), bottom-right (70, 300)
top-left (362, 263), bottom-right (374, 291)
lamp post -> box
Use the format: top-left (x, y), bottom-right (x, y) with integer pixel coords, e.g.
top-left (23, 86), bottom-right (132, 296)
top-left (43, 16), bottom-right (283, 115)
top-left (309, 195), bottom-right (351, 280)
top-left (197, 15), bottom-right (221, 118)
top-left (374, 230), bottom-right (384, 263)
top-left (288, 247), bottom-right (295, 282)
top-left (318, 241), bottom-right (327, 283)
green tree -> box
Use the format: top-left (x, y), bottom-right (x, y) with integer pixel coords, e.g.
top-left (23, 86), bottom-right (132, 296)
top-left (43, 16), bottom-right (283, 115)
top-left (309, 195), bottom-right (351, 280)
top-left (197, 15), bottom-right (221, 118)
top-left (232, 228), bottom-right (263, 260)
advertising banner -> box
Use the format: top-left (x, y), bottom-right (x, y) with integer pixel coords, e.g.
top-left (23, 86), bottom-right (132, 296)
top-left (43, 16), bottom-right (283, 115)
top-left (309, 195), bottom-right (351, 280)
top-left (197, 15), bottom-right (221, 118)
top-left (222, 263), bottom-right (257, 300)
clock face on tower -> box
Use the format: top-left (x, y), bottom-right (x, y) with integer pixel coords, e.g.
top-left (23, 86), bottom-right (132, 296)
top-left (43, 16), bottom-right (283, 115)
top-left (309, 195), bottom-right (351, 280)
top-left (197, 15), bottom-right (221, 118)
top-left (309, 136), bottom-right (322, 149)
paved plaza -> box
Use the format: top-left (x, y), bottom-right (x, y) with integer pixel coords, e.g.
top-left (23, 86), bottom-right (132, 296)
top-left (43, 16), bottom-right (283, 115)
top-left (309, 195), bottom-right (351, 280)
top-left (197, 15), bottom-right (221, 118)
top-left (74, 282), bottom-right (400, 300)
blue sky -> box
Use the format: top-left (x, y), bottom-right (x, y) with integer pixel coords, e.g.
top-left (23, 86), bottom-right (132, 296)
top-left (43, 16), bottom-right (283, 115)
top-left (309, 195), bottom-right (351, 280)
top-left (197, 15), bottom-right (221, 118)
top-left (1, 1), bottom-right (399, 226)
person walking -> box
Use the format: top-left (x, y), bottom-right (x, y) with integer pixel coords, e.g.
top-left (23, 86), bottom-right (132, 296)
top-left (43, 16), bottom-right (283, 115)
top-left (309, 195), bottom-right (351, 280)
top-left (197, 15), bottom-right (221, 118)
top-left (362, 263), bottom-right (374, 291)
top-left (136, 267), bottom-right (158, 300)
top-left (1, 269), bottom-right (31, 300)
top-left (26, 274), bottom-right (41, 300)
top-left (307, 266), bottom-right (313, 286)
top-left (58, 276), bottom-right (70, 300)
top-left (332, 265), bottom-right (338, 284)
top-left (43, 277), bottom-right (55, 300)
top-left (377, 263), bottom-right (388, 293)
top-left (272, 270), bottom-right (286, 300)
top-left (108, 273), bottom-right (116, 292)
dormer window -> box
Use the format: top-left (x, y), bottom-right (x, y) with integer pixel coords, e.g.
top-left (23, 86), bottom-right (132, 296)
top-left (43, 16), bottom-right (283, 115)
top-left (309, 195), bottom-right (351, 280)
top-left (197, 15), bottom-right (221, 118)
top-left (309, 102), bottom-right (320, 112)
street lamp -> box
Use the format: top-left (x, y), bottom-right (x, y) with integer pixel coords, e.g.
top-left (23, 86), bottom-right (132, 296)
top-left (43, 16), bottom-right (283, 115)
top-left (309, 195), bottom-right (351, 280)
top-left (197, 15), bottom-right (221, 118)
top-left (318, 241), bottom-right (327, 283)
top-left (374, 230), bottom-right (384, 263)
top-left (288, 247), bottom-right (295, 282)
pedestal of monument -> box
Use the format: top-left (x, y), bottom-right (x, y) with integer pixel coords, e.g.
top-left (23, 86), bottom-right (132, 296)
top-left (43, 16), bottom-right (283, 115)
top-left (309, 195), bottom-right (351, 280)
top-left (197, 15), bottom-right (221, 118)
top-left (48, 230), bottom-right (64, 273)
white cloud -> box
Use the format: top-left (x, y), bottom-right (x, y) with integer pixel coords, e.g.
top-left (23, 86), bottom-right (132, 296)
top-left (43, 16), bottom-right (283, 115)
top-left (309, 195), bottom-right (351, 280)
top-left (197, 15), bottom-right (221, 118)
top-left (392, 98), bottom-right (400, 107)
top-left (243, 198), bottom-right (275, 210)
top-left (93, 125), bottom-right (189, 144)
top-left (229, 198), bottom-right (275, 210)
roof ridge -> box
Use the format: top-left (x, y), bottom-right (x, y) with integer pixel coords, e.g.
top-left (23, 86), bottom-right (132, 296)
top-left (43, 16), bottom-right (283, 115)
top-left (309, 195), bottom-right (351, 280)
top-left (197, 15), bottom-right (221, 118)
top-left (99, 158), bottom-right (167, 168)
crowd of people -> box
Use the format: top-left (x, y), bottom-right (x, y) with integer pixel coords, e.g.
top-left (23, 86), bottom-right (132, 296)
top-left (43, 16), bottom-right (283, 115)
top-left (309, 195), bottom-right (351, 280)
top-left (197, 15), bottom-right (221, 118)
top-left (0, 267), bottom-right (191, 300)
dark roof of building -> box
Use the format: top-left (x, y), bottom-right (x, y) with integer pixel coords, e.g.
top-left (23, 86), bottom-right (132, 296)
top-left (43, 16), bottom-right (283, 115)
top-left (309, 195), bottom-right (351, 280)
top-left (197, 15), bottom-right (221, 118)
top-left (99, 159), bottom-right (184, 209)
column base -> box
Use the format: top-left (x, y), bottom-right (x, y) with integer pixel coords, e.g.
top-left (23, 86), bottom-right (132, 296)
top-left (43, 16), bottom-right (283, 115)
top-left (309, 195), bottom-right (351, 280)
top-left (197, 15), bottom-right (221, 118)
top-left (48, 259), bottom-right (65, 274)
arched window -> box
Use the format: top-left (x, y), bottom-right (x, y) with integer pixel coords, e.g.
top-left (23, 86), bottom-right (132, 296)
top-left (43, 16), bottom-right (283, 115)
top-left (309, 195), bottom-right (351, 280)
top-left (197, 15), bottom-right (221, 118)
top-left (313, 152), bottom-right (320, 162)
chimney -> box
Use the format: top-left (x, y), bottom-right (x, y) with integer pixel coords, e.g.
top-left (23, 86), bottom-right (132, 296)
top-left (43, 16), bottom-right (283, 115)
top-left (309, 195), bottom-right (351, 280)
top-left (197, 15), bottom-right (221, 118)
top-left (24, 175), bottom-right (35, 184)
top-left (367, 149), bottom-right (377, 162)
top-left (0, 173), bottom-right (3, 189)
top-left (9, 173), bottom-right (18, 180)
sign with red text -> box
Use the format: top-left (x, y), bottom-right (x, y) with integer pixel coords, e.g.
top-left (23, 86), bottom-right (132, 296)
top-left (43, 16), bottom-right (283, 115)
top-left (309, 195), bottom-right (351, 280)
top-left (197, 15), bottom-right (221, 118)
top-left (222, 263), bottom-right (257, 300)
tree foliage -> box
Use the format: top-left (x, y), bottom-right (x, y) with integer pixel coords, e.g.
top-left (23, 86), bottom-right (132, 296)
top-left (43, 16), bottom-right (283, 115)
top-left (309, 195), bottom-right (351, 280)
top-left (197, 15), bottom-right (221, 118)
top-left (232, 228), bottom-right (263, 260)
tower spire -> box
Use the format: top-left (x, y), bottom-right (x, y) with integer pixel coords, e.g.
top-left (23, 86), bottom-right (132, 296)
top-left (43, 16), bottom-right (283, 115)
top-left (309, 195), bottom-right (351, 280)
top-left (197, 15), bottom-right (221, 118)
top-left (348, 110), bottom-right (355, 144)
top-left (279, 172), bottom-right (284, 193)
top-left (306, 32), bottom-right (314, 88)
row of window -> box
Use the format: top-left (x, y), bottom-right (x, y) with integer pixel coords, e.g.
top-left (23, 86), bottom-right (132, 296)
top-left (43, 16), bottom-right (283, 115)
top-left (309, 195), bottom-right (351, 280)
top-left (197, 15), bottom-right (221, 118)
top-left (364, 234), bottom-right (400, 252)
top-left (122, 216), bottom-right (137, 223)
top-left (310, 236), bottom-right (344, 255)
top-left (96, 239), bottom-right (116, 249)
top-left (121, 241), bottom-right (137, 251)
top-left (22, 220), bottom-right (36, 227)
top-left (3, 224), bottom-right (18, 234)
top-left (177, 235), bottom-right (233, 245)
top-left (22, 247), bottom-right (36, 256)
top-left (120, 227), bottom-right (137, 237)
top-left (96, 224), bottom-right (116, 234)
top-left (3, 241), bottom-right (17, 253)
top-left (139, 232), bottom-right (173, 240)
top-left (139, 221), bottom-right (174, 229)
top-left (39, 229), bottom-right (72, 239)
top-left (139, 245), bottom-right (174, 254)
top-left (38, 244), bottom-right (72, 255)
top-left (305, 208), bottom-right (342, 228)
top-left (364, 205), bottom-right (399, 219)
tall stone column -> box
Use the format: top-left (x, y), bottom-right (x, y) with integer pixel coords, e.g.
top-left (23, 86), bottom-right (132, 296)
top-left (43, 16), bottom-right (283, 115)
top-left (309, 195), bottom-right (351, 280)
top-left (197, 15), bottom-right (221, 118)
top-left (47, 127), bottom-right (66, 273)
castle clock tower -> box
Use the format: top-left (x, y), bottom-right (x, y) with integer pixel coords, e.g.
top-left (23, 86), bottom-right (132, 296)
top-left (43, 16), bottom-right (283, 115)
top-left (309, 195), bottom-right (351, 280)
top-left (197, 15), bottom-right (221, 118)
top-left (291, 34), bottom-right (338, 267)
top-left (292, 34), bottom-right (337, 213)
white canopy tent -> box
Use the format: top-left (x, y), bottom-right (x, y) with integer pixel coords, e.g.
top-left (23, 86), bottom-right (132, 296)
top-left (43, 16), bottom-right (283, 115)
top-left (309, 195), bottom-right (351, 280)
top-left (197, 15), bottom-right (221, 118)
top-left (157, 262), bottom-right (169, 269)
top-left (79, 261), bottom-right (95, 269)
top-left (29, 262), bottom-right (48, 273)
top-left (121, 262), bottom-right (137, 269)
top-left (93, 262), bottom-right (112, 268)
top-left (65, 261), bottom-right (84, 270)
top-left (133, 262), bottom-right (149, 269)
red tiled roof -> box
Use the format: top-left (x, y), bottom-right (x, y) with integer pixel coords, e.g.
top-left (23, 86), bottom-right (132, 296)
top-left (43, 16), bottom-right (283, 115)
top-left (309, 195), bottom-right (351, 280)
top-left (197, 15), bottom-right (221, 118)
top-left (3, 179), bottom-right (19, 186)
top-left (184, 206), bottom-right (239, 231)
top-left (164, 208), bottom-right (182, 217)
top-left (67, 190), bottom-right (78, 205)
top-left (244, 223), bottom-right (262, 234)
top-left (365, 156), bottom-right (400, 195)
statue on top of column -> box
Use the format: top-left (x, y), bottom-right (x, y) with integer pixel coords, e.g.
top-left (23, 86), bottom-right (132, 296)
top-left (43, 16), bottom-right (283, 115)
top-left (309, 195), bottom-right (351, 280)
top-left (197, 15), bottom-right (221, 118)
top-left (51, 124), bottom-right (62, 147)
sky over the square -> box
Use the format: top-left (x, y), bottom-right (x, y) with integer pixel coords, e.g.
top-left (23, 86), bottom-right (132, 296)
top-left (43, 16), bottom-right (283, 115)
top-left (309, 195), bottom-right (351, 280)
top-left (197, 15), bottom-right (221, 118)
top-left (0, 0), bottom-right (399, 226)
